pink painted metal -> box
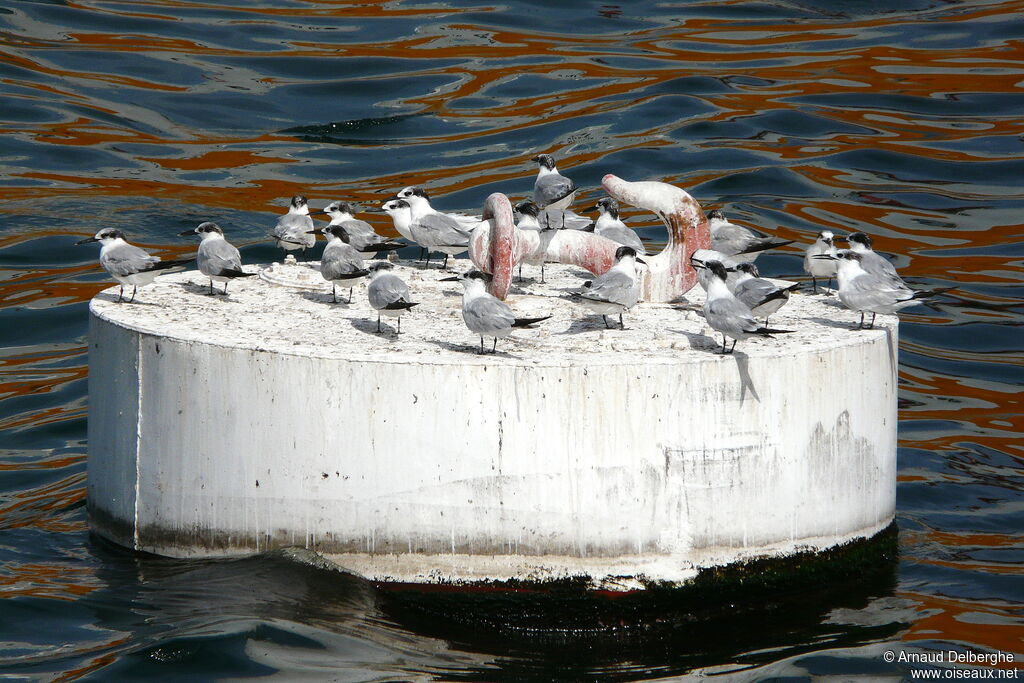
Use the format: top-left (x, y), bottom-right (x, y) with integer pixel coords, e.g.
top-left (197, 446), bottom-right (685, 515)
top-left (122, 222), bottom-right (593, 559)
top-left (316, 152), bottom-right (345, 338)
top-left (469, 178), bottom-right (709, 302)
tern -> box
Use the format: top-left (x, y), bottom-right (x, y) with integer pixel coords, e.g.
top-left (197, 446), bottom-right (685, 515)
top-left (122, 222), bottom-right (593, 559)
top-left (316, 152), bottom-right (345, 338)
top-left (272, 195), bottom-right (316, 258)
top-left (701, 259), bottom-right (792, 353)
top-left (730, 262), bottom-right (799, 327)
top-left (312, 202), bottom-right (404, 254)
top-left (309, 225), bottom-right (369, 303)
top-left (708, 209), bottom-right (794, 263)
top-left (531, 153), bottom-right (576, 229)
top-left (393, 187), bottom-right (475, 268)
top-left (441, 270), bottom-right (550, 354)
top-left (587, 197), bottom-right (645, 254)
top-left (178, 222), bottom-right (255, 294)
top-left (803, 230), bottom-right (839, 293)
top-left (576, 245), bottom-right (646, 329)
top-left (76, 229), bottom-right (190, 303)
top-left (366, 262), bottom-right (418, 334)
top-left (842, 232), bottom-right (905, 286)
top-left (815, 250), bottom-right (952, 329)
top-left (513, 200), bottom-right (556, 283)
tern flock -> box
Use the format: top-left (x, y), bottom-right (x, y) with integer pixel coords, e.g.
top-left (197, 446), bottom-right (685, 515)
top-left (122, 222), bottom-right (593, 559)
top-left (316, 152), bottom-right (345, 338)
top-left (77, 154), bottom-right (952, 354)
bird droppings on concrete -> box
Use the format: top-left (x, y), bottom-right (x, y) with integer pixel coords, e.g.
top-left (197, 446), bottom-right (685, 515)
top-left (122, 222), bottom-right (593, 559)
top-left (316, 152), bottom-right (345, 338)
top-left (91, 258), bottom-right (895, 365)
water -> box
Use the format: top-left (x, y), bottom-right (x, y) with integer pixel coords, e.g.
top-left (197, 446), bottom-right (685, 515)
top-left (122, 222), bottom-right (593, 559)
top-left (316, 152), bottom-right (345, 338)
top-left (1, 0), bottom-right (1021, 679)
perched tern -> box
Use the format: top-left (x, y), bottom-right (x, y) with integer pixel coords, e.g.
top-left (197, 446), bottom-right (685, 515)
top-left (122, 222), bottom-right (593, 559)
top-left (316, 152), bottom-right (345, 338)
top-left (576, 245), bottom-right (646, 329)
top-left (513, 200), bottom-right (555, 283)
top-left (531, 153), bottom-right (576, 229)
top-left (393, 187), bottom-right (475, 268)
top-left (815, 250), bottom-right (952, 329)
top-left (178, 222), bottom-right (255, 295)
top-left (803, 230), bottom-right (838, 293)
top-left (441, 270), bottom-right (550, 354)
top-left (587, 197), bottom-right (645, 254)
top-left (309, 225), bottom-right (369, 303)
top-left (272, 195), bottom-right (316, 257)
top-left (313, 202), bottom-right (404, 254)
top-left (76, 228), bottom-right (190, 303)
top-left (730, 262), bottom-right (799, 327)
top-left (708, 209), bottom-right (794, 262)
top-left (366, 262), bottom-right (418, 334)
top-left (842, 232), bottom-right (905, 286)
top-left (701, 259), bottom-right (792, 353)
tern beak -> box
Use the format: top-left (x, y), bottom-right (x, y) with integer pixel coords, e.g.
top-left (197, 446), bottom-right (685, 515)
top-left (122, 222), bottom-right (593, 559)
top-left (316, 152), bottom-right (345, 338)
top-left (832, 236), bottom-right (848, 242)
top-left (306, 228), bottom-right (324, 235)
top-left (363, 207), bottom-right (384, 213)
top-left (812, 254), bottom-right (838, 260)
top-left (635, 257), bottom-right (648, 266)
top-left (440, 276), bottom-right (461, 282)
top-left (177, 229), bottom-right (197, 236)
top-left (690, 257), bottom-right (706, 268)
top-left (75, 236), bottom-right (98, 245)
top-left (309, 209), bottom-right (327, 216)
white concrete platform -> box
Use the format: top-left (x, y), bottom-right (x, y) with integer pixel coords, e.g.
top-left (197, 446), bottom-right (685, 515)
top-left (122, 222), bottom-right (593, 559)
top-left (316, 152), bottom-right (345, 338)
top-left (86, 258), bottom-right (897, 590)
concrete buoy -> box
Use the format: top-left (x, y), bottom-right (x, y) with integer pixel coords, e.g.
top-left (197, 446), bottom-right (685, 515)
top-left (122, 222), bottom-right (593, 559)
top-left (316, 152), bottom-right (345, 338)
top-left (86, 244), bottom-right (897, 590)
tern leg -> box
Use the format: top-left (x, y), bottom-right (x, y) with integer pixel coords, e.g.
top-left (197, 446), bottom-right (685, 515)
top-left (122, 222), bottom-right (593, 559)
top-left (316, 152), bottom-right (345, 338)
top-left (827, 276), bottom-right (833, 292)
top-left (811, 276), bottom-right (818, 294)
top-left (720, 334), bottom-right (728, 354)
top-left (602, 315), bottom-right (611, 329)
top-left (418, 247), bottom-right (426, 262)
top-left (517, 265), bottom-right (522, 282)
top-left (867, 312), bottom-right (876, 330)
top-left (347, 287), bottom-right (353, 304)
top-left (442, 254), bottom-right (449, 269)
top-left (117, 286), bottom-right (124, 303)
top-left (425, 252), bottom-right (432, 269)
top-left (730, 339), bottom-right (737, 354)
top-left (377, 314), bottom-right (382, 333)
top-left (129, 286), bottom-right (137, 303)
top-left (619, 313), bottom-right (625, 329)
top-left (479, 337), bottom-right (485, 354)
top-left (855, 311), bottom-right (864, 329)
top-left (209, 280), bottom-right (214, 295)
top-left (492, 337), bottom-right (497, 354)
top-left (332, 285), bottom-right (337, 303)
top-left (397, 316), bottom-right (401, 334)
top-left (540, 263), bottom-right (545, 284)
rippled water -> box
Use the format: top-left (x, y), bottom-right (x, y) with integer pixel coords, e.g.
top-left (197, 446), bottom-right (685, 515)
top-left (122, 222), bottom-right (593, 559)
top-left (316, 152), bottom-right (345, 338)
top-left (1, 0), bottom-right (1022, 680)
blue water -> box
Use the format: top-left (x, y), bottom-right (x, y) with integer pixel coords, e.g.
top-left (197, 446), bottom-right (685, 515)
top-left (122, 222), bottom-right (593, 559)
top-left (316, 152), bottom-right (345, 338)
top-left (1, 0), bottom-right (1022, 680)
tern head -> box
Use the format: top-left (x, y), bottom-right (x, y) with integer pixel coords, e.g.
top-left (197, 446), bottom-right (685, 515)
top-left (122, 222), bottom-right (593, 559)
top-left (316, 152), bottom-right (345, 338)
top-left (706, 259), bottom-right (729, 281)
top-left (707, 209), bottom-right (726, 222)
top-left (514, 200), bottom-right (540, 218)
top-left (179, 221), bottom-right (223, 237)
top-left (315, 225), bottom-right (350, 242)
top-left (317, 201), bottom-right (357, 217)
top-left (77, 228), bottom-right (124, 245)
top-left (382, 198), bottom-right (411, 216)
top-left (289, 195), bottom-right (309, 213)
top-left (440, 269), bottom-right (491, 288)
top-left (614, 245), bottom-right (647, 266)
top-left (845, 231), bottom-right (872, 249)
top-left (734, 262), bottom-right (760, 277)
top-left (397, 186), bottom-right (430, 201)
top-left (594, 197), bottom-right (619, 218)
top-left (530, 153), bottom-right (556, 170)
top-left (817, 230), bottom-right (835, 245)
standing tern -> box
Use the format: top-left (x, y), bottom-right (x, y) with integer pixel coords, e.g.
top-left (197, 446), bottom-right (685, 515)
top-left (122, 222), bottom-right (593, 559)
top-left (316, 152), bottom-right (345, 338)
top-left (816, 250), bottom-right (952, 329)
top-left (76, 228), bottom-right (190, 303)
top-left (391, 187), bottom-right (473, 268)
top-left (178, 222), bottom-right (255, 295)
top-left (576, 245), bottom-right (646, 329)
top-left (701, 259), bottom-right (792, 353)
top-left (313, 202), bottom-right (404, 254)
top-left (708, 209), bottom-right (794, 263)
top-left (366, 262), bottom-right (418, 334)
top-left (531, 153), bottom-right (576, 229)
top-left (272, 195), bottom-right (316, 258)
top-left (513, 200), bottom-right (555, 283)
top-left (441, 270), bottom-right (550, 354)
top-left (730, 262), bottom-right (799, 327)
top-left (588, 197), bottom-right (646, 254)
top-left (309, 225), bottom-right (369, 303)
top-left (803, 230), bottom-right (838, 293)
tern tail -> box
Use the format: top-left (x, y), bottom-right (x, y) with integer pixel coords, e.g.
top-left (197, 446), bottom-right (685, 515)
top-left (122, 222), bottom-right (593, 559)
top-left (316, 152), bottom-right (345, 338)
top-left (360, 241), bottom-right (405, 253)
top-left (222, 269), bottom-right (257, 279)
top-left (739, 238), bottom-right (796, 255)
top-left (151, 258), bottom-right (192, 272)
top-left (755, 327), bottom-right (794, 335)
top-left (383, 301), bottom-right (418, 311)
top-left (912, 286), bottom-right (955, 300)
top-left (512, 315), bottom-right (551, 328)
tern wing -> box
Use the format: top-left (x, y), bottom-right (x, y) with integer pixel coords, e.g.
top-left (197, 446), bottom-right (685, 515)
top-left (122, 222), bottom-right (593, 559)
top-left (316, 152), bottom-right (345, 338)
top-left (368, 273), bottom-right (410, 310)
top-left (416, 213), bottom-right (472, 246)
top-left (274, 214), bottom-right (315, 247)
top-left (861, 250), bottom-right (905, 285)
top-left (533, 172), bottom-right (575, 208)
top-left (582, 270), bottom-right (638, 308)
top-left (463, 296), bottom-right (516, 336)
top-left (597, 226), bottom-right (646, 254)
top-left (843, 271), bottom-right (914, 311)
top-left (706, 296), bottom-right (759, 335)
top-left (101, 243), bottom-right (160, 276)
top-left (320, 242), bottom-right (365, 279)
top-left (733, 277), bottom-right (781, 310)
top-left (198, 239), bottom-right (243, 275)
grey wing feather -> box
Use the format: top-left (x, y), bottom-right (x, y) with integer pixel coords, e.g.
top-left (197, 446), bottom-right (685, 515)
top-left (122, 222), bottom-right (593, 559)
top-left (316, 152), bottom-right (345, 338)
top-left (416, 213), bottom-right (471, 246)
top-left (368, 273), bottom-right (410, 310)
top-left (733, 278), bottom-right (779, 309)
top-left (843, 272), bottom-right (913, 310)
top-left (320, 243), bottom-right (365, 280)
top-left (274, 214), bottom-right (315, 247)
top-left (861, 251), bottom-right (904, 284)
top-left (198, 239), bottom-right (242, 275)
top-left (464, 296), bottom-right (516, 335)
top-left (706, 297), bottom-right (759, 335)
top-left (598, 226), bottom-right (646, 254)
top-left (101, 243), bottom-right (160, 276)
top-left (711, 223), bottom-right (757, 255)
top-left (533, 173), bottom-right (575, 207)
top-left (582, 270), bottom-right (638, 308)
